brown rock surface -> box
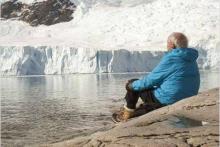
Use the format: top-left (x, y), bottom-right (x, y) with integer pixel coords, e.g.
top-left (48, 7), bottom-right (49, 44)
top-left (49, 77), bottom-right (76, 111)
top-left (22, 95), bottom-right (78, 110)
top-left (42, 88), bottom-right (219, 147)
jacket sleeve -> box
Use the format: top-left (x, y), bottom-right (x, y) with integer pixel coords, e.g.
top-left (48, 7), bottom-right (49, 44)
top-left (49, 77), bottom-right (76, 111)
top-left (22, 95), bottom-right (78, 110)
top-left (132, 55), bottom-right (173, 91)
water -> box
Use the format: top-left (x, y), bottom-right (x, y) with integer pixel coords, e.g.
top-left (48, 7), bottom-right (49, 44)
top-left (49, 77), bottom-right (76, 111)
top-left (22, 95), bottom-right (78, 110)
top-left (1, 71), bottom-right (219, 146)
top-left (166, 116), bottom-right (204, 128)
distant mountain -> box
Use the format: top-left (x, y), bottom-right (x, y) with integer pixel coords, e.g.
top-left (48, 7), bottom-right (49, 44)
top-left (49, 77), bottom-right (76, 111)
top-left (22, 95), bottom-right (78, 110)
top-left (1, 0), bottom-right (76, 26)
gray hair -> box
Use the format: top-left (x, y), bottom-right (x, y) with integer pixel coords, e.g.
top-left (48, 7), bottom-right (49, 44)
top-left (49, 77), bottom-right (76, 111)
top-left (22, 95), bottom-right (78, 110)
top-left (168, 32), bottom-right (188, 48)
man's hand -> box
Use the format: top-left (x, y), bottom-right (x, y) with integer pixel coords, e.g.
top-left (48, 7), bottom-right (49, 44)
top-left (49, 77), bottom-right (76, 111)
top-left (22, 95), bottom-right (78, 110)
top-left (126, 82), bottom-right (133, 91)
top-left (126, 79), bottom-right (139, 91)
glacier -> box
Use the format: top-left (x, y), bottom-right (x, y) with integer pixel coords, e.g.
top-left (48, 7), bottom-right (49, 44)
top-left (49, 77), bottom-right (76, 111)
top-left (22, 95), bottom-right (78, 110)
top-left (0, 0), bottom-right (219, 75)
top-left (0, 46), bottom-right (218, 76)
top-left (0, 46), bottom-right (164, 75)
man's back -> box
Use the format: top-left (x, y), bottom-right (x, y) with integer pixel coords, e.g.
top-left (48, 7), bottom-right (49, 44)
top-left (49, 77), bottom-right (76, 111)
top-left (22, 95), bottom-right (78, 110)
top-left (153, 48), bottom-right (200, 104)
top-left (132, 48), bottom-right (200, 105)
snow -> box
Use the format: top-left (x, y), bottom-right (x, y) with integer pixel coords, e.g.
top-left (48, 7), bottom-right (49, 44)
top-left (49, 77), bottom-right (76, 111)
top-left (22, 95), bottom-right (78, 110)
top-left (0, 0), bottom-right (219, 50)
top-left (0, 0), bottom-right (219, 75)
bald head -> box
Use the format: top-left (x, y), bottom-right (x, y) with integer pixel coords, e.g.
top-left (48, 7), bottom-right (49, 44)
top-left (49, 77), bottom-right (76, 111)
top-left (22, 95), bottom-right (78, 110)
top-left (167, 32), bottom-right (188, 51)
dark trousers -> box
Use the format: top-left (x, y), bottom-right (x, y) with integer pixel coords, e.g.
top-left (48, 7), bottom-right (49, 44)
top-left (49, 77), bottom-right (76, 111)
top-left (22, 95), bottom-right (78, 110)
top-left (125, 79), bottom-right (163, 110)
top-left (125, 89), bottom-right (163, 109)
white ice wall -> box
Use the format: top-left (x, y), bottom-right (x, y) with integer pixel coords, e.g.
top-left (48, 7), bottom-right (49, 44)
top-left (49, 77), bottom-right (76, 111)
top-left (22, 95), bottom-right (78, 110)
top-left (0, 46), bottom-right (217, 76)
top-left (0, 46), bottom-right (164, 75)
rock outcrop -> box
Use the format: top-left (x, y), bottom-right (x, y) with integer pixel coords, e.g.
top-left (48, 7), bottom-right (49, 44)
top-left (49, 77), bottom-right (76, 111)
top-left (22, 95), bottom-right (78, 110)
top-left (1, 0), bottom-right (76, 26)
top-left (43, 88), bottom-right (219, 147)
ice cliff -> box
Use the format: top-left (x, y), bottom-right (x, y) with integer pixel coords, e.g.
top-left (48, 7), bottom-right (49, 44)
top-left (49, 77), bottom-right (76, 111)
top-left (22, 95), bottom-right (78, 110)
top-left (0, 46), bottom-right (218, 76)
top-left (0, 46), bottom-right (164, 75)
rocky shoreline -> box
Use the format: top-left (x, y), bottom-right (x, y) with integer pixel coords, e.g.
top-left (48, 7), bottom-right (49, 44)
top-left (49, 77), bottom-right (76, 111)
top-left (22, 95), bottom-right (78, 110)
top-left (40, 88), bottom-right (219, 147)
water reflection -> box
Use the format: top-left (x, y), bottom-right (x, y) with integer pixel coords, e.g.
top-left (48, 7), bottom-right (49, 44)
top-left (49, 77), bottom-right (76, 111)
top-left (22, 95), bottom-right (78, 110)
top-left (199, 70), bottom-right (219, 91)
top-left (167, 115), bottom-right (203, 128)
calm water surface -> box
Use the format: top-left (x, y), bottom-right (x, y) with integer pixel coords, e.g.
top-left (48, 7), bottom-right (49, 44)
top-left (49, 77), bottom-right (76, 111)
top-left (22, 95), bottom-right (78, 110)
top-left (1, 71), bottom-right (219, 146)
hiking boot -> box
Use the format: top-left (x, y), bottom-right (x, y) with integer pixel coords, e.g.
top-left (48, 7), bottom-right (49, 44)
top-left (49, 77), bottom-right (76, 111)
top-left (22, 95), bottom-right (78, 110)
top-left (112, 105), bottom-right (135, 123)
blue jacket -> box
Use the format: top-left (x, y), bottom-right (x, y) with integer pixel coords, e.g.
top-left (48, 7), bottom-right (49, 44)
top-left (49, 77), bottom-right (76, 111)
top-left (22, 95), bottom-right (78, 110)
top-left (132, 48), bottom-right (200, 105)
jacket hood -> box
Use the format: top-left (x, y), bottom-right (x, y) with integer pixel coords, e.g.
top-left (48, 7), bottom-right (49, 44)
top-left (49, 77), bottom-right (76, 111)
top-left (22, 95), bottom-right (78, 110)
top-left (169, 48), bottom-right (198, 62)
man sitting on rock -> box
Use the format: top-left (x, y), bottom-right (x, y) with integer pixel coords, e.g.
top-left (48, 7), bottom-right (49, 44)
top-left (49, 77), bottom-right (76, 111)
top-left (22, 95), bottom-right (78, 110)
top-left (113, 32), bottom-right (200, 123)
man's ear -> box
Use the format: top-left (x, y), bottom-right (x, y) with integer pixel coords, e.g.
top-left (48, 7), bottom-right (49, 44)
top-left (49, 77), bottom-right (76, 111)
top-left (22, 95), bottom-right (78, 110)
top-left (171, 43), bottom-right (175, 49)
top-left (167, 42), bottom-right (175, 51)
